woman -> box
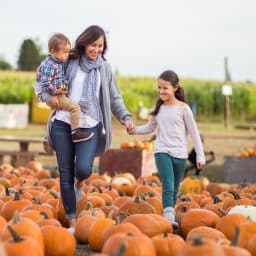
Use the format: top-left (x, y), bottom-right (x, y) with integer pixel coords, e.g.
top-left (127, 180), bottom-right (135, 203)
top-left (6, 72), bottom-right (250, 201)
top-left (35, 25), bottom-right (134, 232)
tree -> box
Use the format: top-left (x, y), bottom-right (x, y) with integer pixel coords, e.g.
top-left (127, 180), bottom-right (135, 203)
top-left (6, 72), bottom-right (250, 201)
top-left (0, 59), bottom-right (12, 70)
top-left (17, 39), bottom-right (42, 71)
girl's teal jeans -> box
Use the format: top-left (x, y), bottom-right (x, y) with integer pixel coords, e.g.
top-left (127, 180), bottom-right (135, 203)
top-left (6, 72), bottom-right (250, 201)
top-left (155, 153), bottom-right (186, 208)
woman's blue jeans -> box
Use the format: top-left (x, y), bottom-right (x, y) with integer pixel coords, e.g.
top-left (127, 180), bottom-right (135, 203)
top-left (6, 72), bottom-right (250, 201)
top-left (51, 120), bottom-right (100, 219)
top-left (155, 153), bottom-right (186, 209)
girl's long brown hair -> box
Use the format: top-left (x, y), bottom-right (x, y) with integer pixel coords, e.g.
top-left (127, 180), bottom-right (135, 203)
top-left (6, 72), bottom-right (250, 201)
top-left (151, 70), bottom-right (186, 116)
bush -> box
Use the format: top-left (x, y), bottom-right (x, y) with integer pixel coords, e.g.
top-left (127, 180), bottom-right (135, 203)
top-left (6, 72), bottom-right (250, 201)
top-left (0, 71), bottom-right (256, 122)
top-left (0, 71), bottom-right (34, 103)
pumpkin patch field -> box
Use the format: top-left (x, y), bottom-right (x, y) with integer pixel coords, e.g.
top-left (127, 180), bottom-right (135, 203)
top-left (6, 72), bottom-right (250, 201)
top-left (0, 122), bottom-right (256, 255)
top-left (1, 163), bottom-right (256, 255)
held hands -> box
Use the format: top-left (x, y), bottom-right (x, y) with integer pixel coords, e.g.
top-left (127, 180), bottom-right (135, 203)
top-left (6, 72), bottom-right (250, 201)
top-left (125, 121), bottom-right (135, 135)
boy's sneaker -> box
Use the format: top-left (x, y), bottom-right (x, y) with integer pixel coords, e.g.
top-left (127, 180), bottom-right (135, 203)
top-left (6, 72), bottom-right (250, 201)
top-left (43, 139), bottom-right (54, 155)
top-left (72, 129), bottom-right (94, 143)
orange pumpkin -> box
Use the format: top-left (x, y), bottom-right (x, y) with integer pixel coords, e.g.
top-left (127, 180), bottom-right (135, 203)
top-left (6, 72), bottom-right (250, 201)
top-left (179, 235), bottom-right (225, 256)
top-left (180, 208), bottom-right (220, 238)
top-left (152, 232), bottom-right (185, 256)
top-left (88, 217), bottom-right (115, 251)
top-left (102, 232), bottom-right (156, 256)
top-left (41, 225), bottom-right (76, 256)
top-left (3, 225), bottom-right (43, 256)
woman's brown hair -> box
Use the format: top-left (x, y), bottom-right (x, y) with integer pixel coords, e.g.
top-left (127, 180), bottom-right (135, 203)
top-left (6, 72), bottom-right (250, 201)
top-left (69, 25), bottom-right (107, 60)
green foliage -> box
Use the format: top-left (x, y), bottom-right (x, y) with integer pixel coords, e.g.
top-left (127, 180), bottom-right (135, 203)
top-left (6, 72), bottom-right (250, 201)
top-left (0, 71), bottom-right (33, 103)
top-left (0, 60), bottom-right (13, 70)
top-left (17, 39), bottom-right (43, 71)
top-left (0, 71), bottom-right (256, 122)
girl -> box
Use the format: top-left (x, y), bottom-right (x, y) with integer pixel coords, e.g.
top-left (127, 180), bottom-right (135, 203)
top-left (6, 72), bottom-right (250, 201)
top-left (128, 70), bottom-right (205, 228)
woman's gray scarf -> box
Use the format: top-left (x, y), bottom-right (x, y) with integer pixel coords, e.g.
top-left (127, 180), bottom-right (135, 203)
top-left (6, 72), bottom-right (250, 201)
top-left (66, 56), bottom-right (103, 123)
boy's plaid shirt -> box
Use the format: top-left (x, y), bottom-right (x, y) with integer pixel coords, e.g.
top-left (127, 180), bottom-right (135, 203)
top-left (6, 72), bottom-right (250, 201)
top-left (36, 55), bottom-right (67, 95)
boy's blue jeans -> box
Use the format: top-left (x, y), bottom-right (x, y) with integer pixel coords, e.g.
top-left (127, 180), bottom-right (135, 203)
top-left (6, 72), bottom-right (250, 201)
top-left (155, 153), bottom-right (186, 208)
top-left (51, 119), bottom-right (100, 219)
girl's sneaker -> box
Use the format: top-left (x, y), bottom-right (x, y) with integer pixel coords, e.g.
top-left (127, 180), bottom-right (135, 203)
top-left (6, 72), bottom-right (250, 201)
top-left (163, 207), bottom-right (179, 229)
top-left (67, 227), bottom-right (75, 235)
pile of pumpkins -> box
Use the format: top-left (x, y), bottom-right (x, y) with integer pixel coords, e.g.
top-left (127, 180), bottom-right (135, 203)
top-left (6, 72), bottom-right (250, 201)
top-left (0, 161), bottom-right (256, 255)
top-left (239, 145), bottom-right (256, 158)
top-left (120, 139), bottom-right (154, 151)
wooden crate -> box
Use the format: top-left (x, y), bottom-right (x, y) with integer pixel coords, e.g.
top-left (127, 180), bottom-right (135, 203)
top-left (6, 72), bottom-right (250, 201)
top-left (99, 149), bottom-right (157, 178)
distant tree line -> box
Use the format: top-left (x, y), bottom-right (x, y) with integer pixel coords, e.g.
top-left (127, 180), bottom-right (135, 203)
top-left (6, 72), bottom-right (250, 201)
top-left (0, 38), bottom-right (46, 71)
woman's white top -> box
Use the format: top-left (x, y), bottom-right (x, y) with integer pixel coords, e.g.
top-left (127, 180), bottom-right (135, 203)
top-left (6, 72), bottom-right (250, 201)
top-left (135, 103), bottom-right (205, 163)
top-left (55, 67), bottom-right (101, 128)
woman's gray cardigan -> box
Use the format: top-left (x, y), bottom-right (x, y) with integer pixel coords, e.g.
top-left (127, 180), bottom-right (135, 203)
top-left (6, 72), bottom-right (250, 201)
top-left (35, 60), bottom-right (132, 156)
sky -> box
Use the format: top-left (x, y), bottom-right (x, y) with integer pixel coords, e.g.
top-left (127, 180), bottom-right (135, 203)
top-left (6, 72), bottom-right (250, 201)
top-left (1, 0), bottom-right (256, 82)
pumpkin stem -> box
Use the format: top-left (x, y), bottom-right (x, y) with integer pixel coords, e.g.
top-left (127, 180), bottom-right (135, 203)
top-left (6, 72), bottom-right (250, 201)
top-left (190, 235), bottom-right (204, 246)
top-left (40, 211), bottom-right (49, 219)
top-left (95, 183), bottom-right (103, 193)
top-left (147, 191), bottom-right (156, 197)
top-left (33, 181), bottom-right (39, 186)
top-left (134, 195), bottom-right (141, 203)
top-left (7, 225), bottom-right (24, 243)
top-left (12, 211), bottom-right (21, 224)
top-left (49, 191), bottom-right (59, 199)
top-left (163, 232), bottom-right (168, 238)
top-left (113, 242), bottom-right (126, 256)
top-left (115, 215), bottom-right (121, 225)
top-left (5, 187), bottom-right (10, 196)
top-left (105, 201), bottom-right (112, 206)
top-left (145, 179), bottom-right (161, 186)
top-left (212, 195), bottom-right (222, 204)
top-left (32, 197), bottom-right (41, 205)
top-left (181, 206), bottom-right (188, 213)
top-left (218, 208), bottom-right (227, 216)
top-left (108, 209), bottom-right (114, 219)
top-left (231, 226), bottom-right (239, 246)
top-left (228, 190), bottom-right (241, 200)
top-left (180, 196), bottom-right (192, 202)
top-left (106, 184), bottom-right (112, 191)
top-left (86, 200), bottom-right (93, 211)
top-left (13, 191), bottom-right (20, 201)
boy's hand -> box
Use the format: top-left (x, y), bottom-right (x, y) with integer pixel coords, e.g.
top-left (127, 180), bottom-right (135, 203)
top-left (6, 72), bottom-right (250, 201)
top-left (56, 84), bottom-right (68, 94)
top-left (47, 96), bottom-right (61, 109)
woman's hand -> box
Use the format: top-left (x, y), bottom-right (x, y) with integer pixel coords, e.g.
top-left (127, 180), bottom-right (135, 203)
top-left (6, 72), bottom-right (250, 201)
top-left (47, 96), bottom-right (61, 109)
top-left (125, 121), bottom-right (135, 135)
top-left (197, 162), bottom-right (205, 169)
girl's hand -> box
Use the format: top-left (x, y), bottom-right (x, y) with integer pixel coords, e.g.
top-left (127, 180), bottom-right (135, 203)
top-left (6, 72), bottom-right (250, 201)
top-left (47, 96), bottom-right (61, 109)
top-left (125, 121), bottom-right (135, 135)
top-left (197, 162), bottom-right (205, 169)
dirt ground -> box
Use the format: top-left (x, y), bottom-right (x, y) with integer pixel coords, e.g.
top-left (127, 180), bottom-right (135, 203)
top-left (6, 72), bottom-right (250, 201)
top-left (1, 120), bottom-right (255, 181)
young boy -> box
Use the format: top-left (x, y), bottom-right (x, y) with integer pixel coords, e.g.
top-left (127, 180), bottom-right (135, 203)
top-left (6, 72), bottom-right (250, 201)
top-left (36, 33), bottom-right (93, 154)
